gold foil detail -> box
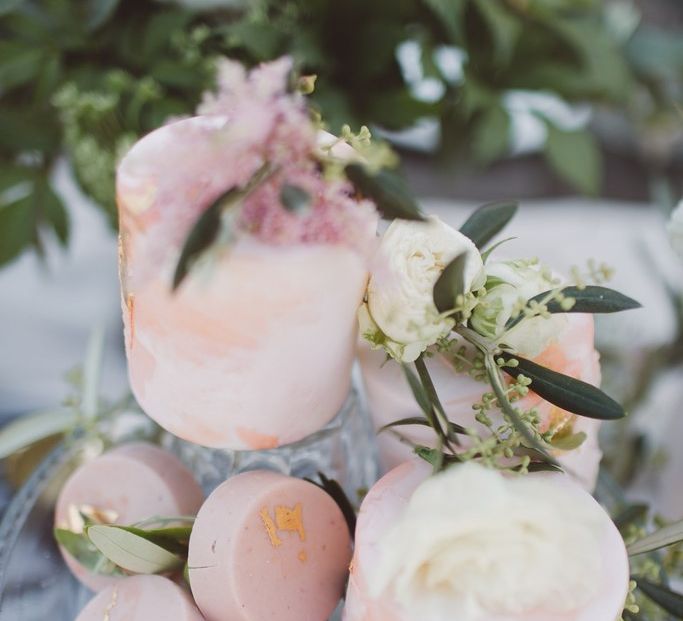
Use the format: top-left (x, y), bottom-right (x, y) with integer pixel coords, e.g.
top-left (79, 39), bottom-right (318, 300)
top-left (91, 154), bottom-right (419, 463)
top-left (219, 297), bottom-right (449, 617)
top-left (259, 507), bottom-right (283, 547)
top-left (103, 586), bottom-right (118, 621)
top-left (65, 504), bottom-right (119, 534)
top-left (298, 549), bottom-right (307, 563)
top-left (260, 503), bottom-right (306, 547)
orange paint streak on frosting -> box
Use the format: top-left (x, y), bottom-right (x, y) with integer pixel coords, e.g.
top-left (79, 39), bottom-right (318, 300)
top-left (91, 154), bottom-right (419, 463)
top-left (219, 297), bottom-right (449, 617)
top-left (236, 427), bottom-right (279, 450)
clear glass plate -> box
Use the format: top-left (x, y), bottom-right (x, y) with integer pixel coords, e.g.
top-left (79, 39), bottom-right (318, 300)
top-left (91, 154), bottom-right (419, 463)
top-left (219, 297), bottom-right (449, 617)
top-left (0, 380), bottom-right (378, 620)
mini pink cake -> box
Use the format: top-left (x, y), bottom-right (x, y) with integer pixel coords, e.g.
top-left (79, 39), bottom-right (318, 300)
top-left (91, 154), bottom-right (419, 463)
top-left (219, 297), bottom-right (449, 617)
top-left (358, 313), bottom-right (604, 490)
top-left (55, 442), bottom-right (204, 591)
top-left (344, 460), bottom-right (630, 621)
top-left (75, 575), bottom-right (204, 621)
top-left (188, 470), bottom-right (352, 621)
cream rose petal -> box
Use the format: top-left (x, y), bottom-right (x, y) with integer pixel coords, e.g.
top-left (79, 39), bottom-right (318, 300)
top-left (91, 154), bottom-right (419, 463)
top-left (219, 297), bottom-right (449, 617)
top-left (367, 216), bottom-right (484, 351)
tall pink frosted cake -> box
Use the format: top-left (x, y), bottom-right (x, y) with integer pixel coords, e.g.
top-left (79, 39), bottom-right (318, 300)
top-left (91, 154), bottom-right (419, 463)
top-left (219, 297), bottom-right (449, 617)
top-left (117, 60), bottom-right (377, 450)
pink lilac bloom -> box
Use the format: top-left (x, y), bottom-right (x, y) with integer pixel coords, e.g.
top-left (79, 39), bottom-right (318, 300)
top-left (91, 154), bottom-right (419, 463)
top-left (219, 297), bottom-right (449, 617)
top-left (197, 57), bottom-right (377, 253)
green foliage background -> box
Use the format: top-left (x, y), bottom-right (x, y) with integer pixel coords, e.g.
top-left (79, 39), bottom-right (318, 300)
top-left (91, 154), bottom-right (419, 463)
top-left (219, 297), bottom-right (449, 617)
top-left (0, 0), bottom-right (681, 266)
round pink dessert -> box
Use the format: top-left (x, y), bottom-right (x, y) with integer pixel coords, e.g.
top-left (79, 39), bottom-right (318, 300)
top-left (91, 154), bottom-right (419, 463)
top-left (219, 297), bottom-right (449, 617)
top-left (117, 116), bottom-right (375, 449)
top-left (75, 575), bottom-right (204, 621)
top-left (55, 442), bottom-right (204, 591)
top-left (358, 313), bottom-right (603, 490)
top-left (345, 460), bottom-right (630, 621)
top-left (188, 470), bottom-right (352, 621)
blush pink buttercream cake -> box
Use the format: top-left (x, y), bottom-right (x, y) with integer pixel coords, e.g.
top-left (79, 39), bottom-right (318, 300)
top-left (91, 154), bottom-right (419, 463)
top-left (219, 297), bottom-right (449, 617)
top-left (55, 442), bottom-right (204, 591)
top-left (344, 460), bottom-right (630, 621)
top-left (75, 575), bottom-right (204, 621)
top-left (188, 470), bottom-right (352, 621)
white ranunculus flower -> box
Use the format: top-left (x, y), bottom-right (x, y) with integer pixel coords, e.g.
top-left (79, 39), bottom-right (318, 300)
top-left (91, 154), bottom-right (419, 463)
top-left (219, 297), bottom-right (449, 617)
top-left (365, 216), bottom-right (484, 362)
top-left (470, 258), bottom-right (567, 357)
top-left (668, 200), bottom-right (683, 260)
top-left (368, 463), bottom-right (604, 621)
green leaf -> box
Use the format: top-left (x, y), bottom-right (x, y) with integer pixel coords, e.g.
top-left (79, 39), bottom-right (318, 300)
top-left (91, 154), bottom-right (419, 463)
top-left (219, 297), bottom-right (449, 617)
top-left (87, 525), bottom-right (184, 574)
top-left (0, 43), bottom-right (43, 91)
top-left (86, 0), bottom-right (120, 31)
top-left (635, 578), bottom-right (683, 618)
top-left (423, 0), bottom-right (467, 42)
top-left (378, 416), bottom-right (431, 434)
top-left (107, 524), bottom-right (193, 555)
top-left (0, 407), bottom-right (76, 459)
top-left (38, 179), bottom-right (70, 247)
top-left (472, 105), bottom-right (510, 164)
top-left (500, 353), bottom-right (625, 420)
top-left (459, 201), bottom-right (518, 249)
top-left (280, 184), bottom-right (311, 213)
top-left (0, 0), bottom-right (26, 16)
top-left (628, 518), bottom-right (683, 557)
top-left (506, 286), bottom-right (642, 330)
top-left (172, 187), bottom-right (237, 290)
top-left (433, 252), bottom-right (467, 314)
top-left (544, 123), bottom-right (602, 196)
top-left (344, 164), bottom-right (424, 222)
top-left (54, 528), bottom-right (119, 576)
top-left (0, 194), bottom-right (34, 266)
top-left (401, 364), bottom-right (433, 420)
top-left (472, 0), bottom-right (521, 62)
top-left (613, 504), bottom-right (649, 532)
top-left (414, 445), bottom-right (445, 471)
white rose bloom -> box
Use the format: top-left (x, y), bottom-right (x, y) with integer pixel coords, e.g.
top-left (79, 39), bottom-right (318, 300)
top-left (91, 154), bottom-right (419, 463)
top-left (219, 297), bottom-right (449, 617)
top-left (369, 463), bottom-right (604, 621)
top-left (365, 216), bottom-right (484, 362)
top-left (470, 258), bottom-right (567, 357)
top-left (668, 200), bottom-right (683, 260)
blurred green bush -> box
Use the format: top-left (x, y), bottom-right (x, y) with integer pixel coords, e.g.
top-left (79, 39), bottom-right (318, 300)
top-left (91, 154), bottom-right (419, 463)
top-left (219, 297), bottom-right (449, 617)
top-left (0, 0), bottom-right (681, 266)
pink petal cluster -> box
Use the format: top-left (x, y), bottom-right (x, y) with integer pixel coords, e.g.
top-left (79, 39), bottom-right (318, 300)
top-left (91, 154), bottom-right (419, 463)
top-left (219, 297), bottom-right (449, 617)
top-left (198, 57), bottom-right (377, 254)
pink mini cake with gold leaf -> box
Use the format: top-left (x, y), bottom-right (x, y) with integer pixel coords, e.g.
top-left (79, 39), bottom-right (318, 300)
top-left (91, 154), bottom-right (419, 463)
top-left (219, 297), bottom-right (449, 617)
top-left (345, 460), bottom-right (630, 621)
top-left (188, 470), bottom-right (352, 621)
top-left (75, 575), bottom-right (204, 621)
top-left (55, 443), bottom-right (204, 591)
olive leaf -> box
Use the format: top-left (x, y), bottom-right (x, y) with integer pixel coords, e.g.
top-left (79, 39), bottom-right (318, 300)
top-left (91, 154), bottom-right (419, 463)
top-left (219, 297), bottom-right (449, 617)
top-left (379, 416), bottom-right (465, 438)
top-left (280, 184), bottom-right (311, 213)
top-left (173, 163), bottom-right (273, 290)
top-left (172, 186), bottom-right (239, 291)
top-left (634, 578), bottom-right (683, 618)
top-left (506, 285), bottom-right (642, 330)
top-left (433, 252), bottom-right (467, 314)
top-left (54, 528), bottom-right (121, 576)
top-left (344, 163), bottom-right (424, 221)
top-left (613, 504), bottom-right (649, 532)
top-left (87, 525), bottom-right (184, 574)
top-left (627, 517), bottom-right (683, 557)
top-left (458, 200), bottom-right (518, 249)
top-left (114, 524), bottom-right (194, 555)
top-left (500, 353), bottom-right (625, 421)
top-left (305, 473), bottom-right (356, 538)
top-left (0, 407), bottom-right (76, 459)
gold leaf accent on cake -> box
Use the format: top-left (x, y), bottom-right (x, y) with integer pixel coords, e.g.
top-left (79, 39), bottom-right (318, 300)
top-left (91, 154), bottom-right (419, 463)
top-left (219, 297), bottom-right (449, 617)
top-left (275, 503), bottom-right (306, 542)
top-left (259, 507), bottom-right (283, 547)
top-left (297, 549), bottom-right (307, 563)
top-left (65, 504), bottom-right (119, 534)
top-left (103, 586), bottom-right (118, 621)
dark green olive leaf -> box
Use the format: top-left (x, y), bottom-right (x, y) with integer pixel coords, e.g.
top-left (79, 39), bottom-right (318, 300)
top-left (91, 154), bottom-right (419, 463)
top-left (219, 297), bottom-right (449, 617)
top-left (172, 186), bottom-right (238, 291)
top-left (525, 461), bottom-right (563, 473)
top-left (415, 355), bottom-right (463, 444)
top-left (378, 416), bottom-right (432, 434)
top-left (506, 285), bottom-right (642, 330)
top-left (549, 431), bottom-right (587, 451)
top-left (484, 354), bottom-right (558, 467)
top-left (433, 252), bottom-right (467, 314)
top-left (634, 578), bottom-right (683, 618)
top-left (401, 364), bottom-right (434, 421)
top-left (87, 525), bottom-right (184, 574)
top-left (345, 163), bottom-right (424, 221)
top-left (627, 517), bottom-right (683, 556)
top-left (280, 184), bottom-right (311, 213)
top-left (114, 524), bottom-right (193, 555)
top-left (458, 201), bottom-right (518, 249)
top-left (414, 445), bottom-right (445, 471)
top-left (306, 473), bottom-right (356, 539)
top-left (54, 528), bottom-right (121, 576)
top-left (500, 353), bottom-right (625, 420)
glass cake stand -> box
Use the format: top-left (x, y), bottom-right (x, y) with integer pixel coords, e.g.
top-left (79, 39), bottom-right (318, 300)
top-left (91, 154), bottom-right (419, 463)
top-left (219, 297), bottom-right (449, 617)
top-left (0, 378), bottom-right (378, 620)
